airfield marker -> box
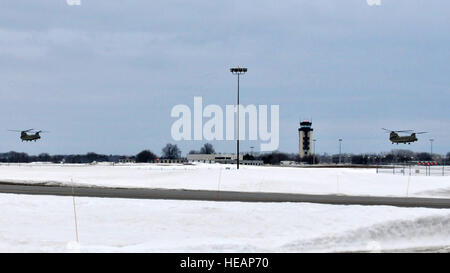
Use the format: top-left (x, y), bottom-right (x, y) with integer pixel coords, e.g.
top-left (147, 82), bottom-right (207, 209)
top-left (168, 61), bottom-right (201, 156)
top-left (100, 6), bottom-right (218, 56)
top-left (71, 182), bottom-right (79, 243)
top-left (406, 176), bottom-right (411, 197)
top-left (216, 168), bottom-right (223, 200)
top-left (336, 175), bottom-right (340, 195)
top-left (258, 176), bottom-right (265, 192)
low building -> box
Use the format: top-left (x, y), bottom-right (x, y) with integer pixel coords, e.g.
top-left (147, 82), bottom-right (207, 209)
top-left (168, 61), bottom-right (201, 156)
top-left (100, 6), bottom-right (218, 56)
top-left (187, 153), bottom-right (263, 165)
top-left (156, 158), bottom-right (188, 164)
top-left (280, 160), bottom-right (297, 166)
top-left (241, 160), bottom-right (264, 166)
top-left (118, 157), bottom-right (136, 163)
top-left (187, 153), bottom-right (242, 163)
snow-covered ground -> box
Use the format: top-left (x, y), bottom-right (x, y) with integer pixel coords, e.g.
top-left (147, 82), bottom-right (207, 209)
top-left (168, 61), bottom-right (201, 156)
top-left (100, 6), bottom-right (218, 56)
top-left (1, 163), bottom-right (450, 252)
top-left (0, 163), bottom-right (449, 198)
top-left (1, 193), bottom-right (450, 253)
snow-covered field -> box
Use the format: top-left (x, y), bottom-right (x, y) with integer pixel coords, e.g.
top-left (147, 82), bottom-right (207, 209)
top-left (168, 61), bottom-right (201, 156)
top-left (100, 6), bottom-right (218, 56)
top-left (0, 163), bottom-right (449, 198)
top-left (1, 163), bottom-right (450, 252)
top-left (1, 193), bottom-right (450, 253)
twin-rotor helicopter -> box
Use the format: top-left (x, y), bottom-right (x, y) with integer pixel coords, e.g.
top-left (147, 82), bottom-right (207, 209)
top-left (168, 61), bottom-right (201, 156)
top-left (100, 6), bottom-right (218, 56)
top-left (382, 128), bottom-right (427, 144)
top-left (8, 129), bottom-right (49, 142)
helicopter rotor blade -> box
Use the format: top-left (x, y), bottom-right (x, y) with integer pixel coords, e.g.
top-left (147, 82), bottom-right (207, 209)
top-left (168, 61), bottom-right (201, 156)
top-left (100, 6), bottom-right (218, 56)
top-left (382, 128), bottom-right (413, 133)
top-left (8, 129), bottom-right (33, 132)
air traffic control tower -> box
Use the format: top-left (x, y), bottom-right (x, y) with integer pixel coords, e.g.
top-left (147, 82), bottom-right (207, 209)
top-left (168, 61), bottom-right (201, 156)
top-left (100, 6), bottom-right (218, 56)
top-left (298, 121), bottom-right (313, 158)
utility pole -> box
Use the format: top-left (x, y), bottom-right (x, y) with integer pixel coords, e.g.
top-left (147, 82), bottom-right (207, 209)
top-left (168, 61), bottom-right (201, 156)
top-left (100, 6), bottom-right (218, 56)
top-left (230, 66), bottom-right (247, 169)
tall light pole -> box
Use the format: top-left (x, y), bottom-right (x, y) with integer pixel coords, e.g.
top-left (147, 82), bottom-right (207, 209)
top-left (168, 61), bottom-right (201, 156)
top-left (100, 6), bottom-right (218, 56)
top-left (429, 138), bottom-right (434, 160)
top-left (230, 66), bottom-right (247, 169)
top-left (313, 139), bottom-right (317, 164)
top-left (338, 139), bottom-right (342, 164)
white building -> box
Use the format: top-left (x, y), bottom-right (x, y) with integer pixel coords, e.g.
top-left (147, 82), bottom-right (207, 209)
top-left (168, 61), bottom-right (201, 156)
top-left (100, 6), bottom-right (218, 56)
top-left (187, 153), bottom-right (243, 163)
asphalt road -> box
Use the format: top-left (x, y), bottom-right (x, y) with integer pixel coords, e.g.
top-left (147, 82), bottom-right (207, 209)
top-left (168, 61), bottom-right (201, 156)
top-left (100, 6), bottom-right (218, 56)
top-left (1, 182), bottom-right (450, 209)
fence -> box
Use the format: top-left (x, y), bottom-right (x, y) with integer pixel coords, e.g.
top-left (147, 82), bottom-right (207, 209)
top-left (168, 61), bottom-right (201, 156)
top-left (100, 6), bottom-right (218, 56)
top-left (377, 164), bottom-right (450, 176)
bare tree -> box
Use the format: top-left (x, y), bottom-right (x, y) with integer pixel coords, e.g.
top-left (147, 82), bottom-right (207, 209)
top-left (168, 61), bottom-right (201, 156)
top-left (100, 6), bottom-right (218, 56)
top-left (162, 143), bottom-right (181, 159)
top-left (200, 143), bottom-right (215, 154)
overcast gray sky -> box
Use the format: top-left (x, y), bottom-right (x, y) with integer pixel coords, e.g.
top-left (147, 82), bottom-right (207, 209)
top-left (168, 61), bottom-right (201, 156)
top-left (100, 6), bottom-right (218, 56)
top-left (0, 0), bottom-right (449, 156)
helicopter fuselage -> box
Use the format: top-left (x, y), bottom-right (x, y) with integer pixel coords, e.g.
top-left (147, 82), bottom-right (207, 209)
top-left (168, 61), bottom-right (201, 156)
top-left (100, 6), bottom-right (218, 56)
top-left (389, 132), bottom-right (417, 144)
top-left (20, 132), bottom-right (41, 142)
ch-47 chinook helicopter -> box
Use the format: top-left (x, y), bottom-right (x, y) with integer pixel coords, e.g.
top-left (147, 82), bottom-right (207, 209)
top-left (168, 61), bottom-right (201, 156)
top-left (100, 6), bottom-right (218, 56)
top-left (382, 128), bottom-right (427, 144)
top-left (8, 129), bottom-right (49, 142)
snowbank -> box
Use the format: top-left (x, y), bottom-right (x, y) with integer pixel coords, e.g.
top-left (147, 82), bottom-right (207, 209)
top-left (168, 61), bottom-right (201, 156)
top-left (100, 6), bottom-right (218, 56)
top-left (1, 193), bottom-right (450, 252)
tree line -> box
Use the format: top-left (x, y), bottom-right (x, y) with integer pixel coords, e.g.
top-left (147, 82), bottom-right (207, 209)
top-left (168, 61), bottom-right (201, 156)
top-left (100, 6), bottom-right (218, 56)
top-left (252, 149), bottom-right (450, 165)
top-left (0, 151), bottom-right (115, 163)
top-left (0, 145), bottom-right (448, 165)
top-left (0, 143), bottom-right (184, 163)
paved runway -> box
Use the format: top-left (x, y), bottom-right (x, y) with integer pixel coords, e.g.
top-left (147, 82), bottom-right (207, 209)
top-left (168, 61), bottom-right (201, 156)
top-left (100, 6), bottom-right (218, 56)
top-left (1, 182), bottom-right (450, 209)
